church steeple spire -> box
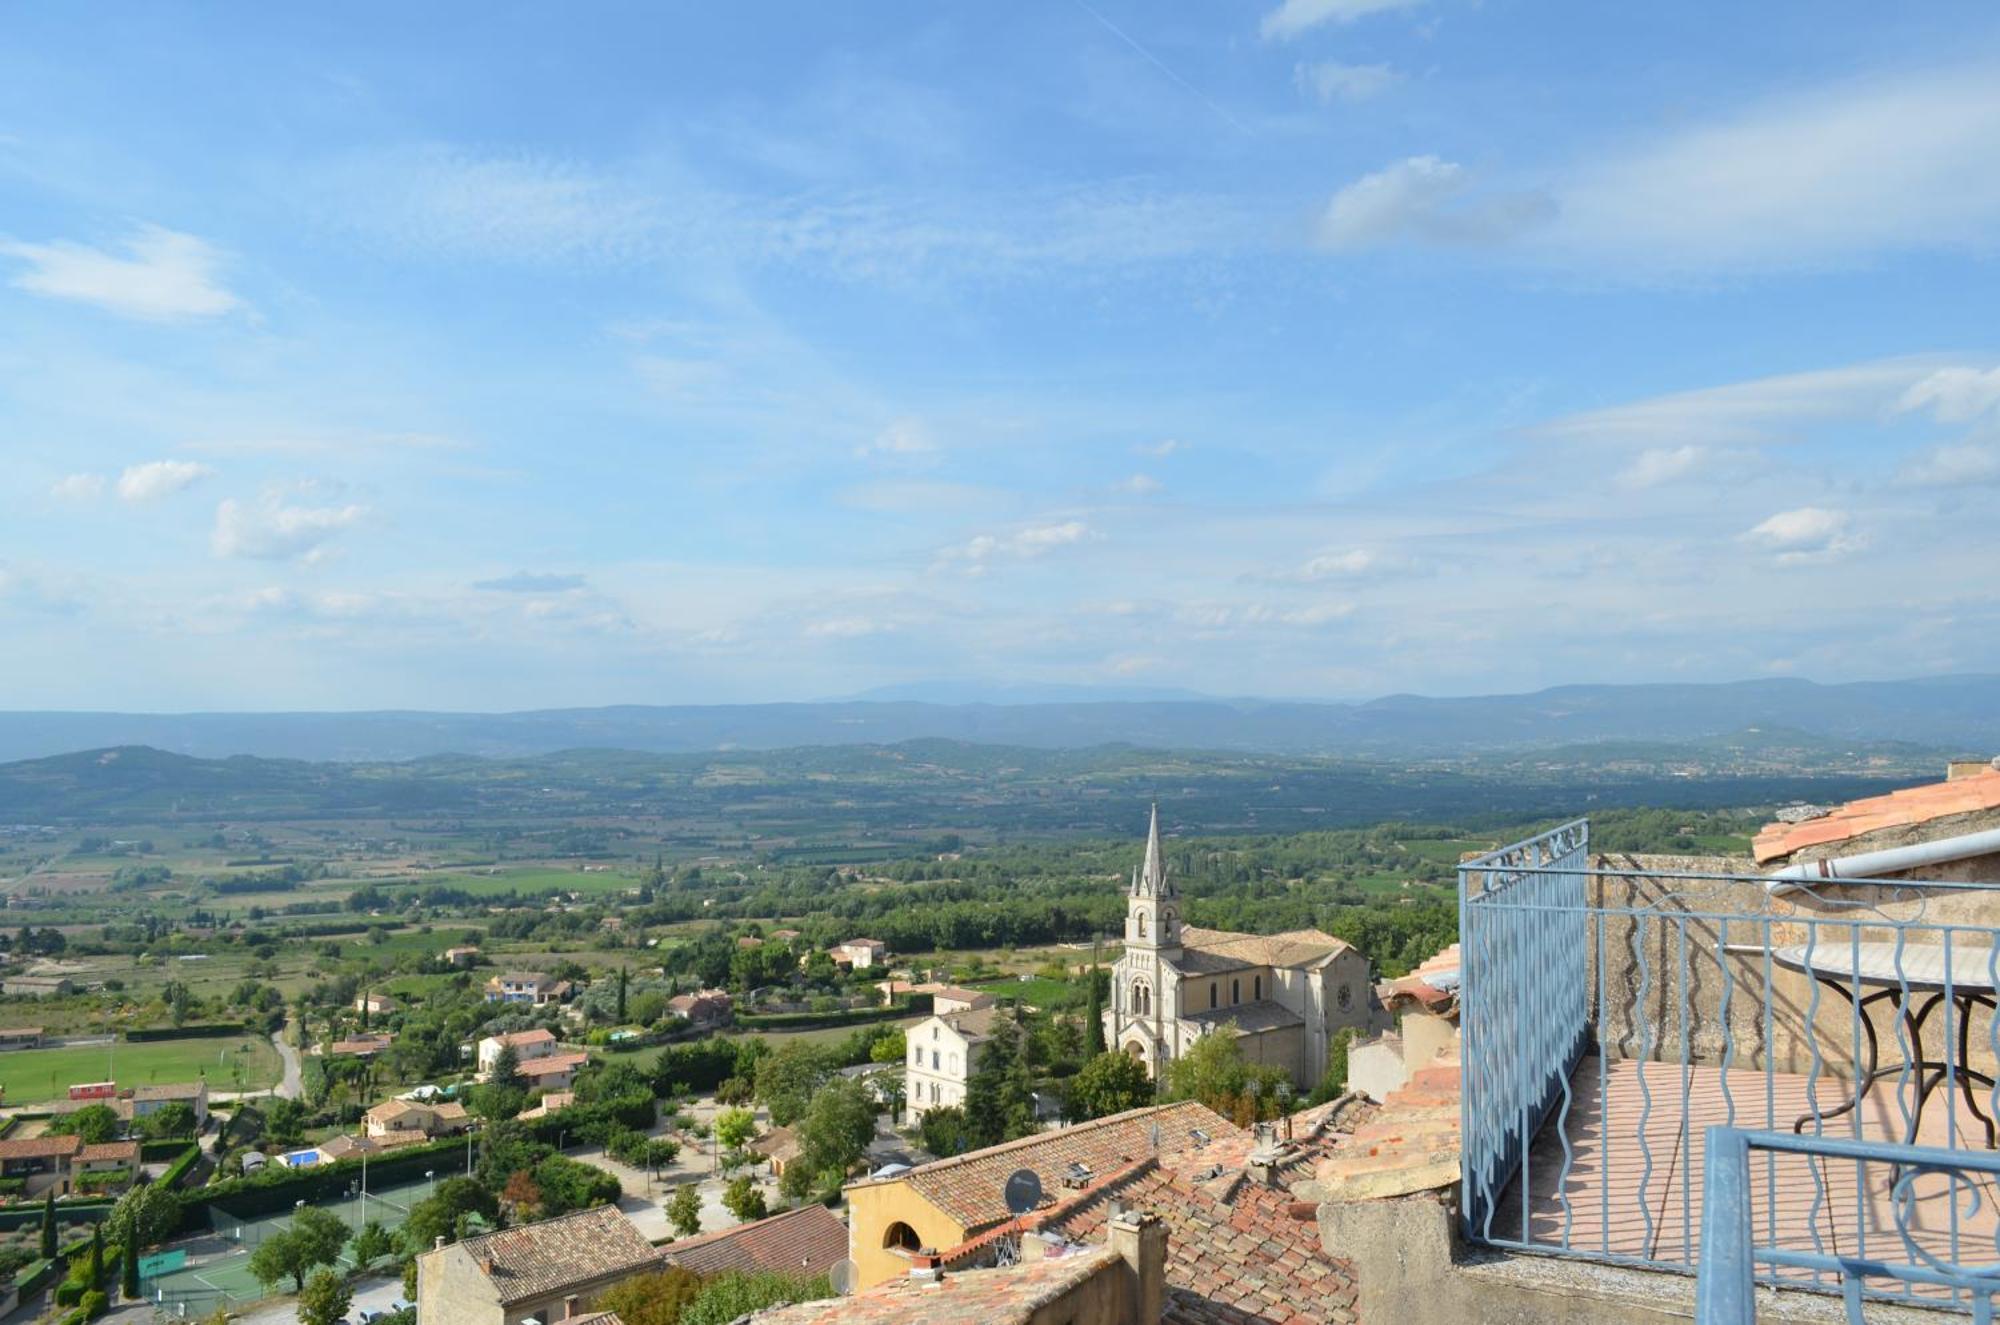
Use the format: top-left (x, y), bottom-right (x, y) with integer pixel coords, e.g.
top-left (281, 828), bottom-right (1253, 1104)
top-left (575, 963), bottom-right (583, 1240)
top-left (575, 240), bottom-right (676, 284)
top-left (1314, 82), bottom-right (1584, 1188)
top-left (1137, 801), bottom-right (1171, 898)
top-left (1126, 801), bottom-right (1179, 951)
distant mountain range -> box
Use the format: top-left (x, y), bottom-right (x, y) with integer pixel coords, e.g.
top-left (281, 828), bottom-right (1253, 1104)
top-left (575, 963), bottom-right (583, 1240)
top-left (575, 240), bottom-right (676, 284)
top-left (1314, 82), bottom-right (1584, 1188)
top-left (0, 674), bottom-right (1992, 763)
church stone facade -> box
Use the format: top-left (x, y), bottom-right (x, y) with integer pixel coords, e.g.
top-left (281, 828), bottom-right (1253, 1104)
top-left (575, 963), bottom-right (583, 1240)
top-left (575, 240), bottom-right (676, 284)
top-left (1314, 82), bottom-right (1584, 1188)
top-left (1104, 805), bottom-right (1374, 1091)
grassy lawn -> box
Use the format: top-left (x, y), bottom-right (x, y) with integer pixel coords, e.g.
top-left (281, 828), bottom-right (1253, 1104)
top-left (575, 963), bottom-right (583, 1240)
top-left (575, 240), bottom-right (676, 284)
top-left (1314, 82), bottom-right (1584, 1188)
top-left (0, 1035), bottom-right (280, 1104)
top-left (973, 975), bottom-right (1079, 1009)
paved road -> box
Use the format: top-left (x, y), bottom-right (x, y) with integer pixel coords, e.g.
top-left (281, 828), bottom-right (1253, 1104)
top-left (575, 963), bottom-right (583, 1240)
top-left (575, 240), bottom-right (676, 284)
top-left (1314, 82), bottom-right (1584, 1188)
top-left (273, 1021), bottom-right (303, 1100)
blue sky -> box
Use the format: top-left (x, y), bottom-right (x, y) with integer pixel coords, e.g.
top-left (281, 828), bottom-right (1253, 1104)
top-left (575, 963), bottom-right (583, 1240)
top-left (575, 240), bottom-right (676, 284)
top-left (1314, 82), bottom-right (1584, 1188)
top-left (4, 1), bottom-right (1999, 710)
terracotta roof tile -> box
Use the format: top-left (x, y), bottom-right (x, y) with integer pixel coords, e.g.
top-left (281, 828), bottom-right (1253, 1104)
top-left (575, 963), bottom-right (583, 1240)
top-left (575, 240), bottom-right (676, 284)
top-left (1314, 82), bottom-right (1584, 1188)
top-left (74, 1141), bottom-right (139, 1164)
top-left (847, 1101), bottom-right (1243, 1234)
top-left (749, 1247), bottom-right (1118, 1325)
top-left (662, 1203), bottom-right (847, 1278)
top-left (444, 1205), bottom-right (659, 1307)
top-left (1753, 768), bottom-right (2000, 864)
top-left (0, 1135), bottom-right (81, 1160)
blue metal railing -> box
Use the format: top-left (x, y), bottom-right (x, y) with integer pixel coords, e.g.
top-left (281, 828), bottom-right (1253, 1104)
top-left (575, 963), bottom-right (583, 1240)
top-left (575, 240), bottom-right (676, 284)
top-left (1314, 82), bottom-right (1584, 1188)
top-left (1457, 819), bottom-right (2000, 1306)
top-left (1697, 1128), bottom-right (2000, 1323)
top-left (1459, 818), bottom-right (1592, 1245)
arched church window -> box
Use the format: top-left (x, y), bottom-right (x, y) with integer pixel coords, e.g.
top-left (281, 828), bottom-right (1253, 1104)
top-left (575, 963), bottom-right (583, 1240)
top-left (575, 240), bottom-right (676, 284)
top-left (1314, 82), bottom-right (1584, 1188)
top-left (1137, 912), bottom-right (1148, 939)
top-left (1231, 978), bottom-right (1240, 1004)
top-left (1209, 984), bottom-right (1218, 1010)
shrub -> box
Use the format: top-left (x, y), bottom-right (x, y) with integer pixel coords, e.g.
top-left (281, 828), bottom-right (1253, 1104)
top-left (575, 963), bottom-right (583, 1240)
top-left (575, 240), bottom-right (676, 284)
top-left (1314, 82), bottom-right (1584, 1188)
top-left (80, 1290), bottom-right (108, 1319)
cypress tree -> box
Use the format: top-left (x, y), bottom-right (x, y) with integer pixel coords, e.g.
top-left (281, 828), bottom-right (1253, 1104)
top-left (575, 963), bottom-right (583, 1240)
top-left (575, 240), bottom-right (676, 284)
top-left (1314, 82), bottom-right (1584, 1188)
top-left (1084, 944), bottom-right (1106, 1058)
top-left (121, 1230), bottom-right (139, 1299)
top-left (88, 1224), bottom-right (104, 1283)
top-left (39, 1192), bottom-right (55, 1259)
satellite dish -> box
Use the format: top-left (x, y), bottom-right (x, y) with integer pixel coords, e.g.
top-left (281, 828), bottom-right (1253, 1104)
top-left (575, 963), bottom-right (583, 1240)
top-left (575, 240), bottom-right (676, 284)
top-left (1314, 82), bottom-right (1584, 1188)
top-left (829, 1259), bottom-right (859, 1297)
top-left (1003, 1167), bottom-right (1044, 1215)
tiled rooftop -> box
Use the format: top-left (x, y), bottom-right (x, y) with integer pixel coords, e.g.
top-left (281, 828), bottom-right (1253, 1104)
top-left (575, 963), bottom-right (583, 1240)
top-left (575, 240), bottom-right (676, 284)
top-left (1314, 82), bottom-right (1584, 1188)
top-left (1046, 1160), bottom-right (1353, 1325)
top-left (1177, 927), bottom-right (1351, 973)
top-left (1752, 765), bottom-right (2000, 863)
top-left (848, 1101), bottom-right (1244, 1233)
top-left (749, 1246), bottom-right (1119, 1325)
top-left (74, 1141), bottom-right (139, 1164)
top-left (517, 1052), bottom-right (589, 1077)
top-left (0, 1135), bottom-right (81, 1160)
top-left (447, 1204), bottom-right (659, 1307)
top-left (662, 1202), bottom-right (847, 1279)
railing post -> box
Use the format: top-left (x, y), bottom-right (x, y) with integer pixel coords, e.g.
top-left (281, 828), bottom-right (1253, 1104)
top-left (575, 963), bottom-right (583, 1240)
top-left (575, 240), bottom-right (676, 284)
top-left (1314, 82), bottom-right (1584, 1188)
top-left (1695, 1126), bottom-right (1755, 1325)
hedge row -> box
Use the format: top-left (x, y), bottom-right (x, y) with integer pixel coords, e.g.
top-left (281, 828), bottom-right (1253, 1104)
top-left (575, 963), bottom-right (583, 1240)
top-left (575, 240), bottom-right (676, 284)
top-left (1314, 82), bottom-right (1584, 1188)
top-left (734, 1000), bottom-right (923, 1031)
top-left (123, 1024), bottom-right (245, 1042)
top-left (178, 1135), bottom-right (469, 1226)
top-left (140, 1138), bottom-right (193, 1161)
top-left (157, 1144), bottom-right (202, 1190)
top-left (0, 1202), bottom-right (110, 1232)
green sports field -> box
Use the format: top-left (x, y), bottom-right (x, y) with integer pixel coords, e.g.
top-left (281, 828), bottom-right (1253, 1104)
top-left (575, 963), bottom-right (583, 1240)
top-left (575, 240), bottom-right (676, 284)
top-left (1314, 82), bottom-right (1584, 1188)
top-left (0, 1035), bottom-right (280, 1105)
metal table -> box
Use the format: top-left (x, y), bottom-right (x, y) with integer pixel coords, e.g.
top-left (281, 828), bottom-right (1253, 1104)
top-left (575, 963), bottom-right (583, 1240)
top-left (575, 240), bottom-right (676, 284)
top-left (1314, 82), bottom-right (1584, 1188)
top-left (1771, 940), bottom-right (2000, 1145)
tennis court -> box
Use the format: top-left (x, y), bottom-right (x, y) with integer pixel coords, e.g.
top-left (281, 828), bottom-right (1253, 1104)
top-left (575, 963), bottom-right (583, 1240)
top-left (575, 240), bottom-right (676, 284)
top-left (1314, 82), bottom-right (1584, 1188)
top-left (147, 1173), bottom-right (441, 1313)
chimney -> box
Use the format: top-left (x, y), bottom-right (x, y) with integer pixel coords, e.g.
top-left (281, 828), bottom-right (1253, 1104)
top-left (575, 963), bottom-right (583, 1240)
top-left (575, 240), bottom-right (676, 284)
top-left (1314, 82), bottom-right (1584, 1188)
top-left (434, 1236), bottom-right (447, 1251)
top-left (1107, 1211), bottom-right (1166, 1325)
top-left (907, 1248), bottom-right (943, 1286)
top-left (1947, 758), bottom-right (1996, 782)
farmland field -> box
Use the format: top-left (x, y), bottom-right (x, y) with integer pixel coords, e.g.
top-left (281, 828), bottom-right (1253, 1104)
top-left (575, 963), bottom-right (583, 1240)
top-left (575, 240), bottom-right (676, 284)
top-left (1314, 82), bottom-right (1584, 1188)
top-left (0, 1035), bottom-right (280, 1104)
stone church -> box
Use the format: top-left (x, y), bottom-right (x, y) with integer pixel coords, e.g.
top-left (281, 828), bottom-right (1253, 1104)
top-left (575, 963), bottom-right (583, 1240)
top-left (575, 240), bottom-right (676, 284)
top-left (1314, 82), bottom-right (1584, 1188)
top-left (1104, 805), bottom-right (1374, 1091)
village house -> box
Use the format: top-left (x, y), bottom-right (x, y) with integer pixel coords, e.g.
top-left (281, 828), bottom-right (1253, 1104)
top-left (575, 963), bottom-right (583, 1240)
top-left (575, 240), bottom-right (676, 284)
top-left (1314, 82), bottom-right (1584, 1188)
top-left (444, 945), bottom-right (481, 968)
top-left (328, 1031), bottom-right (395, 1059)
top-left (928, 985), bottom-right (994, 1016)
top-left (0, 1135), bottom-right (79, 1185)
top-left (660, 1202), bottom-right (847, 1280)
top-left (905, 1006), bottom-right (1001, 1123)
top-left (131, 1081), bottom-right (208, 1128)
top-left (831, 938), bottom-right (887, 970)
top-left (746, 1125), bottom-right (800, 1178)
top-left (483, 971), bottom-right (571, 1005)
top-left (1104, 805), bottom-right (1373, 1091)
top-left (515, 1052), bottom-right (589, 1093)
top-left (665, 988), bottom-right (732, 1028)
top-left (415, 1203), bottom-right (661, 1325)
top-left (353, 992), bottom-right (397, 1018)
top-left (477, 1028), bottom-right (558, 1076)
top-left (519, 1091), bottom-right (573, 1121)
top-left (71, 1140), bottom-right (140, 1181)
top-left (364, 1097), bottom-right (470, 1141)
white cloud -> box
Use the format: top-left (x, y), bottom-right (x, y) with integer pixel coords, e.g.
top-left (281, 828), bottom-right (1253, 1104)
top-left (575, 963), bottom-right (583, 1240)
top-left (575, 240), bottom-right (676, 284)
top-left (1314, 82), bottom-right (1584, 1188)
top-left (936, 520), bottom-right (1095, 573)
top-left (117, 460), bottom-right (213, 502)
top-left (805, 616), bottom-right (888, 639)
top-left (1618, 445), bottom-right (1709, 489)
top-left (0, 225), bottom-right (242, 321)
top-left (1295, 61), bottom-right (1400, 104)
top-left (50, 473), bottom-right (104, 501)
top-left (1550, 65), bottom-right (2000, 269)
top-left (211, 495), bottom-right (368, 562)
top-left (1134, 439), bottom-right (1185, 458)
top-left (1537, 357), bottom-right (1956, 447)
top-left (1315, 156), bottom-right (1550, 251)
top-left (1897, 441), bottom-right (2000, 488)
top-left (1262, 0), bottom-right (1424, 40)
top-left (1114, 473), bottom-right (1162, 495)
top-left (1898, 366), bottom-right (2000, 424)
top-left (1742, 507), bottom-right (1859, 563)
top-left (473, 571), bottom-right (588, 593)
top-left (1273, 548), bottom-right (1413, 583)
top-left (855, 418), bottom-right (937, 462)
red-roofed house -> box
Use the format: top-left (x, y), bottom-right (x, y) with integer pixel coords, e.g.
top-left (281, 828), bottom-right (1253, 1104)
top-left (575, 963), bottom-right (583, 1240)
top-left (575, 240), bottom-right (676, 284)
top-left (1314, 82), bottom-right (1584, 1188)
top-left (660, 1202), bottom-right (847, 1279)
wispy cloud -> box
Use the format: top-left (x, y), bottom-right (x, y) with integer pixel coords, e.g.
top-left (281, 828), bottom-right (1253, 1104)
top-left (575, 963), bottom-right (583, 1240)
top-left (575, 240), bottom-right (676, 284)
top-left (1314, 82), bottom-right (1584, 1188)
top-left (0, 225), bottom-right (242, 321)
top-left (1294, 61), bottom-right (1400, 104)
top-left (1315, 157), bottom-right (1551, 251)
top-left (1898, 366), bottom-right (2000, 425)
top-left (936, 520), bottom-right (1096, 574)
top-left (1550, 64), bottom-right (2000, 270)
top-left (1134, 439), bottom-right (1186, 458)
top-left (117, 460), bottom-right (212, 502)
top-left (1897, 441), bottom-right (2000, 488)
top-left (854, 418), bottom-right (937, 463)
top-left (1261, 0), bottom-right (1424, 40)
top-left (1113, 473), bottom-right (1161, 495)
top-left (1265, 547), bottom-right (1416, 583)
top-left (472, 571), bottom-right (588, 593)
top-left (212, 494), bottom-right (368, 562)
top-left (49, 473), bottom-right (105, 501)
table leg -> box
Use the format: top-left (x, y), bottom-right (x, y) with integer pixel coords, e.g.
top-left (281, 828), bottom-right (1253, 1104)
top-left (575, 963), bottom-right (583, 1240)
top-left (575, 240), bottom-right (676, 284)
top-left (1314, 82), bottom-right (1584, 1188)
top-left (1952, 995), bottom-right (1998, 1148)
top-left (1792, 979), bottom-right (1889, 1134)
